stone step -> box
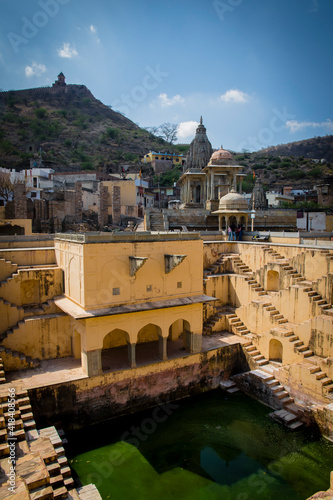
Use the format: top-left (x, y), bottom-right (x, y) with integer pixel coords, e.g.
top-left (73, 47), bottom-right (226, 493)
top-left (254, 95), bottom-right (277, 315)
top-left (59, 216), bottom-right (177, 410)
top-left (315, 371), bottom-right (327, 380)
top-left (249, 350), bottom-right (260, 356)
top-left (275, 390), bottom-right (289, 399)
top-left (30, 485), bottom-right (54, 500)
top-left (0, 442), bottom-right (9, 456)
top-left (320, 377), bottom-right (333, 386)
top-left (252, 355), bottom-right (265, 361)
top-left (289, 421), bottom-right (304, 430)
top-left (227, 387), bottom-right (240, 394)
top-left (257, 359), bottom-right (269, 366)
top-left (266, 379), bottom-right (279, 387)
top-left (302, 350), bottom-right (314, 358)
top-left (53, 486), bottom-right (69, 499)
top-left (281, 396), bottom-right (294, 406)
top-left (291, 340), bottom-right (303, 347)
top-left (64, 477), bottom-right (75, 489)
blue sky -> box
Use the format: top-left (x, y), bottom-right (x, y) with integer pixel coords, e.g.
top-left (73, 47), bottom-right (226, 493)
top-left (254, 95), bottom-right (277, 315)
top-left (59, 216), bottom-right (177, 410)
top-left (0, 0), bottom-right (332, 151)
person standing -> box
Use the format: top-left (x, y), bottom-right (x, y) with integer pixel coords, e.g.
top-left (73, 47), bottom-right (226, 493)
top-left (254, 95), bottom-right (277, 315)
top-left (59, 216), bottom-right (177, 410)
top-left (237, 224), bottom-right (243, 241)
top-left (230, 222), bottom-right (236, 241)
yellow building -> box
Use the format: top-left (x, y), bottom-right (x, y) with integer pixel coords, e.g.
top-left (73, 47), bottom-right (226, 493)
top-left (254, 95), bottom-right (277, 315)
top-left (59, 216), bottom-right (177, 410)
top-left (142, 150), bottom-right (185, 165)
top-left (54, 232), bottom-right (214, 376)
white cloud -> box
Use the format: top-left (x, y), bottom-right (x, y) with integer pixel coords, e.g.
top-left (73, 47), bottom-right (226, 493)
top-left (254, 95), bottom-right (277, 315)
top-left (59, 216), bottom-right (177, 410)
top-left (158, 93), bottom-right (185, 107)
top-left (89, 25), bottom-right (100, 42)
top-left (177, 121), bottom-right (198, 140)
top-left (219, 89), bottom-right (249, 103)
top-left (25, 62), bottom-right (46, 78)
top-left (286, 119), bottom-right (333, 133)
top-left (57, 42), bottom-right (78, 59)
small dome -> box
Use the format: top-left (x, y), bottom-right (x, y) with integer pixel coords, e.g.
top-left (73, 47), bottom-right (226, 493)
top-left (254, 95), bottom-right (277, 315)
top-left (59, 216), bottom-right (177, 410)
top-left (209, 147), bottom-right (233, 164)
top-left (218, 188), bottom-right (248, 211)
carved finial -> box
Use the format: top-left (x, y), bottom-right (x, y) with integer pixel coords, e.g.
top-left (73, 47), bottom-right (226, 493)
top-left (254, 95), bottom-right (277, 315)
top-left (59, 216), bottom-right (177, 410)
top-left (200, 116), bottom-right (203, 125)
top-left (221, 145), bottom-right (223, 149)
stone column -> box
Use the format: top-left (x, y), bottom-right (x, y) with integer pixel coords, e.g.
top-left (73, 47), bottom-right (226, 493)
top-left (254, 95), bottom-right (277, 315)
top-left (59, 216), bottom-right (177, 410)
top-left (185, 330), bottom-right (202, 354)
top-left (233, 171), bottom-right (237, 190)
top-left (210, 173), bottom-right (214, 199)
top-left (82, 348), bottom-right (102, 377)
top-left (158, 337), bottom-right (168, 361)
top-left (218, 214), bottom-right (222, 231)
top-left (74, 182), bottom-right (82, 223)
top-left (98, 183), bottom-right (108, 228)
top-left (14, 182), bottom-right (27, 219)
top-left (112, 185), bottom-right (121, 225)
top-left (127, 342), bottom-right (136, 368)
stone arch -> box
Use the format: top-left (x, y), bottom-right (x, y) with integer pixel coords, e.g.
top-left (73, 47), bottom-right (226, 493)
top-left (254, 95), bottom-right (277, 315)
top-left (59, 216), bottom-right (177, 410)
top-left (136, 323), bottom-right (162, 365)
top-left (267, 270), bottom-right (279, 291)
top-left (269, 339), bottom-right (283, 362)
top-left (137, 323), bottom-right (161, 344)
top-left (103, 328), bottom-right (129, 349)
top-left (102, 328), bottom-right (130, 372)
top-left (72, 330), bottom-right (81, 359)
top-left (228, 215), bottom-right (237, 227)
top-left (168, 319), bottom-right (191, 351)
top-left (195, 184), bottom-right (201, 203)
top-left (267, 270), bottom-right (280, 292)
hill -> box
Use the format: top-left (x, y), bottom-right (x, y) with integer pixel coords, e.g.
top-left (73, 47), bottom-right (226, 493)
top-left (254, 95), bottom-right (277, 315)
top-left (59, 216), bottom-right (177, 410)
top-left (0, 82), bottom-right (173, 173)
top-left (259, 135), bottom-right (333, 162)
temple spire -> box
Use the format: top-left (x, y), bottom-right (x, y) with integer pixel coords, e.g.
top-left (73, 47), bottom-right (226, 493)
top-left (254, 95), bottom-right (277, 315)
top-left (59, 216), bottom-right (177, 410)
top-left (200, 116), bottom-right (203, 125)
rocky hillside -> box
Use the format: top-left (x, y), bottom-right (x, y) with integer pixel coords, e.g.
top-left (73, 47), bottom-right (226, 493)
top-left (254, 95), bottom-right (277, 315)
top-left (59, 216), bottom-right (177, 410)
top-left (0, 84), bottom-right (172, 173)
top-left (260, 135), bottom-right (333, 163)
top-left (233, 149), bottom-right (333, 193)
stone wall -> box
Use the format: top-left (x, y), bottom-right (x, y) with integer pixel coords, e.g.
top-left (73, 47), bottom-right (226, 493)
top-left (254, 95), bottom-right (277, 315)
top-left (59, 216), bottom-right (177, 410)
top-left (28, 343), bottom-right (248, 430)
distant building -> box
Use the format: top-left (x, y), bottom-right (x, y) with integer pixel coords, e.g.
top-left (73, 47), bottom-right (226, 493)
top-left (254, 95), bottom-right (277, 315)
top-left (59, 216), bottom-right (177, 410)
top-left (52, 72), bottom-right (66, 88)
top-left (315, 177), bottom-right (333, 207)
top-left (142, 151), bottom-right (185, 166)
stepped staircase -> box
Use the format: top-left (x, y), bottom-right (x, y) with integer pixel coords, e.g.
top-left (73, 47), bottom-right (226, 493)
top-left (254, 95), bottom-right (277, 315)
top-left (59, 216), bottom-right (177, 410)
top-left (202, 306), bottom-right (226, 335)
top-left (0, 258), bottom-right (66, 372)
top-left (226, 312), bottom-right (269, 367)
top-left (203, 253), bottom-right (238, 279)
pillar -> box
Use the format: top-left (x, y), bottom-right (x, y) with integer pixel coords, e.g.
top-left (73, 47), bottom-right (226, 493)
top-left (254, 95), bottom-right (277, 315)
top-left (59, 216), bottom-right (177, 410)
top-left (185, 330), bottom-right (202, 354)
top-left (210, 173), bottom-right (214, 199)
top-left (233, 171), bottom-right (237, 190)
top-left (127, 342), bottom-right (136, 368)
top-left (158, 337), bottom-right (168, 361)
top-left (206, 176), bottom-right (209, 201)
top-left (82, 348), bottom-right (102, 377)
top-left (218, 215), bottom-right (222, 231)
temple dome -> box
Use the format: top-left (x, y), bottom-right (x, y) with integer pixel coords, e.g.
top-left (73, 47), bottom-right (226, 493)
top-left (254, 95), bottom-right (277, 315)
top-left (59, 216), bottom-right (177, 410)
top-left (209, 146), bottom-right (233, 165)
top-left (218, 188), bottom-right (248, 211)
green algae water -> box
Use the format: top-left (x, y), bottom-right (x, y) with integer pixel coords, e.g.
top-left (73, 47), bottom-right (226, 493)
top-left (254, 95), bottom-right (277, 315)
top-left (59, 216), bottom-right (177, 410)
top-left (66, 391), bottom-right (333, 500)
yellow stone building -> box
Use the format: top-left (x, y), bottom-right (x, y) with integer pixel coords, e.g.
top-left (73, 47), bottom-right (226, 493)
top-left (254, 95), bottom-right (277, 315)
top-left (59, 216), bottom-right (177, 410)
top-left (142, 150), bottom-right (185, 165)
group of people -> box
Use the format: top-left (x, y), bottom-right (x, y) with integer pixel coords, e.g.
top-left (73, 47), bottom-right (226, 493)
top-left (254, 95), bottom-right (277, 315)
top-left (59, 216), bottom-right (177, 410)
top-left (228, 223), bottom-right (243, 241)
